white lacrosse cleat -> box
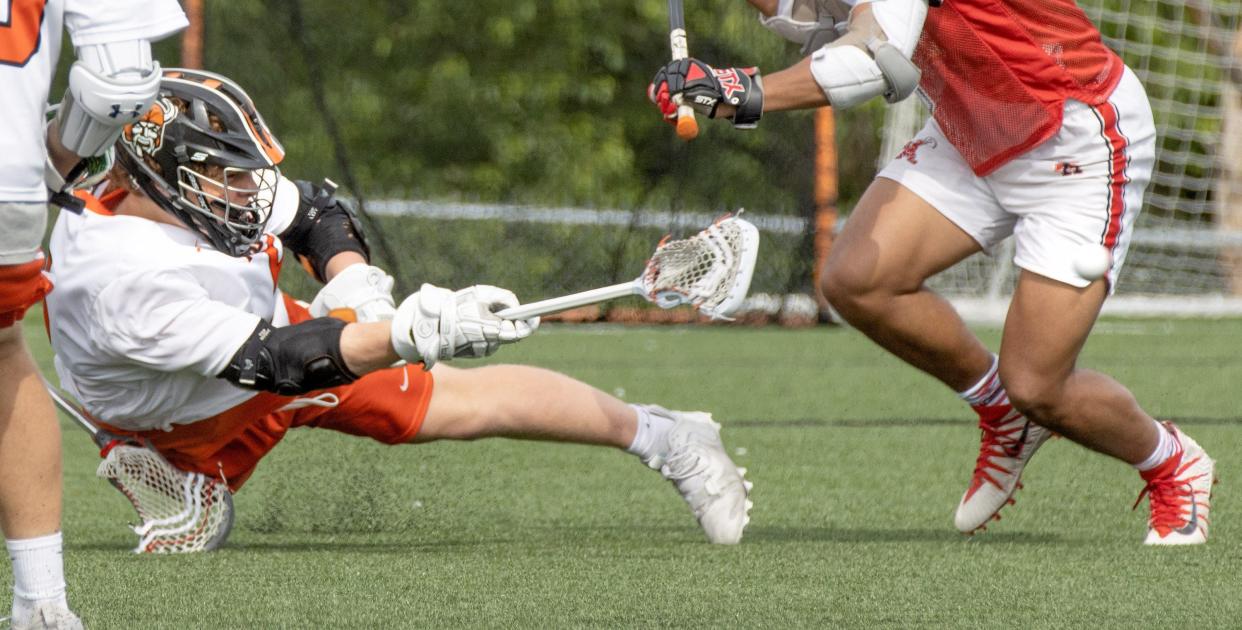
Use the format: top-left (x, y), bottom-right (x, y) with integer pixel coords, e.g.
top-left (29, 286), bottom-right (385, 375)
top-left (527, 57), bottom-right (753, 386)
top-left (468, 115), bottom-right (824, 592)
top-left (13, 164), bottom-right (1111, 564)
top-left (955, 403), bottom-right (1052, 534)
top-left (1137, 423), bottom-right (1216, 546)
top-left (7, 603), bottom-right (84, 630)
top-left (640, 405), bottom-right (753, 544)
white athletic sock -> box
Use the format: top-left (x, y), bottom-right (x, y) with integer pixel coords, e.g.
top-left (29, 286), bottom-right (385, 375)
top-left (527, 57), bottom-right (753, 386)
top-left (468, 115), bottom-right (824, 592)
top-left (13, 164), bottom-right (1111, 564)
top-left (958, 354), bottom-right (1008, 408)
top-left (1135, 421), bottom-right (1181, 472)
top-left (625, 405), bottom-right (675, 467)
top-left (7, 532), bottom-right (69, 620)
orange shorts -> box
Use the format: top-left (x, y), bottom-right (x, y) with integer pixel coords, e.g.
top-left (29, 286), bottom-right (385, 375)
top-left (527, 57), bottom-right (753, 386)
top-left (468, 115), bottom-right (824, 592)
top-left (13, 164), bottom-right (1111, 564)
top-left (0, 256), bottom-right (52, 328)
top-left (99, 295), bottom-right (433, 490)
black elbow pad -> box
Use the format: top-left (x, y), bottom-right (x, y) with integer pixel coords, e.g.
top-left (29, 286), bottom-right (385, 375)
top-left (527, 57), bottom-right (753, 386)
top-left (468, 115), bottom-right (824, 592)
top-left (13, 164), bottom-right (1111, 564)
top-left (280, 179), bottom-right (371, 282)
top-left (218, 318), bottom-right (358, 395)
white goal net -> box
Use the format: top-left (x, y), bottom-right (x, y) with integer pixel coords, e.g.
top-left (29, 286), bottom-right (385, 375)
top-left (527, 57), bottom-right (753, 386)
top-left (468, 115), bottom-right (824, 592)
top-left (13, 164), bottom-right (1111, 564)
top-left (882, 0), bottom-right (1242, 319)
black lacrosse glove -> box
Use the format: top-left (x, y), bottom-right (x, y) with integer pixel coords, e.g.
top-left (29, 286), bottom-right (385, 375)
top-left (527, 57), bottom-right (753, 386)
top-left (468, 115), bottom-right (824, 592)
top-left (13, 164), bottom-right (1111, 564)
top-left (648, 58), bottom-right (764, 128)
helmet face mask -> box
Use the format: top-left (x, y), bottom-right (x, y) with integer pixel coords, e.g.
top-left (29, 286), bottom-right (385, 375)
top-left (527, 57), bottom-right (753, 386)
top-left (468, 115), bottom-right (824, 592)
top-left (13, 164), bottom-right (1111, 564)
top-left (175, 162), bottom-right (279, 254)
top-left (116, 69), bottom-right (285, 257)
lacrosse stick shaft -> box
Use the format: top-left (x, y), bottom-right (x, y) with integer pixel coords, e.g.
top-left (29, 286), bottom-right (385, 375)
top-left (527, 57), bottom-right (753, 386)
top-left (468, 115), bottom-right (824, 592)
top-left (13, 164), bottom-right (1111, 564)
top-left (668, 0), bottom-right (699, 141)
top-left (42, 378), bottom-right (108, 446)
top-left (496, 282), bottom-right (640, 320)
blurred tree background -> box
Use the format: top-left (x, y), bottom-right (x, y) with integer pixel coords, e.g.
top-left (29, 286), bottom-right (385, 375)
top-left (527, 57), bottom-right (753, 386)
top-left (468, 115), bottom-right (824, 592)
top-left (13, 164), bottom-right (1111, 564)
top-left (144, 0), bottom-right (888, 298)
top-left (189, 0), bottom-right (883, 212)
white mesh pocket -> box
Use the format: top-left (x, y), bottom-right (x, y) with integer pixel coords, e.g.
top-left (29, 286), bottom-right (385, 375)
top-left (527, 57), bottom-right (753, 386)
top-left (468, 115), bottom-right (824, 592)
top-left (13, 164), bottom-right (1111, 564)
top-left (641, 215), bottom-right (760, 318)
top-left (96, 444), bottom-right (234, 554)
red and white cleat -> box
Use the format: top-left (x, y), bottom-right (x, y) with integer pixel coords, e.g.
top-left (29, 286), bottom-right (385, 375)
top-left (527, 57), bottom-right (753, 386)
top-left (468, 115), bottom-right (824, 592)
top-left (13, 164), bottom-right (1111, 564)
top-left (954, 403), bottom-right (1051, 534)
top-left (1137, 423), bottom-right (1215, 545)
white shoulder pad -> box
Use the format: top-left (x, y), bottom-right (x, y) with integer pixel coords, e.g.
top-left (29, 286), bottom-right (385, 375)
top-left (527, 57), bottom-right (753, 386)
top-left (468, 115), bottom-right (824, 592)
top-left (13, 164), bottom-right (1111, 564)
top-left (758, 0), bottom-right (851, 45)
top-left (55, 40), bottom-right (161, 157)
top-left (867, 0), bottom-right (928, 56)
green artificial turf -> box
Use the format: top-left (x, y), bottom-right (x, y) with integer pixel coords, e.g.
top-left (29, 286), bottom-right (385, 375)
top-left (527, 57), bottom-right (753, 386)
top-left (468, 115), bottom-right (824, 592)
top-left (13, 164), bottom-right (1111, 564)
top-left (9, 313), bottom-right (1241, 628)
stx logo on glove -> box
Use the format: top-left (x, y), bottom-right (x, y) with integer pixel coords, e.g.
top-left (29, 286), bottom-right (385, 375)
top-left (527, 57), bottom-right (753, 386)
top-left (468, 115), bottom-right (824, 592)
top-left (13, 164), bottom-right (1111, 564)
top-left (712, 68), bottom-right (746, 103)
top-left (649, 58), bottom-right (764, 128)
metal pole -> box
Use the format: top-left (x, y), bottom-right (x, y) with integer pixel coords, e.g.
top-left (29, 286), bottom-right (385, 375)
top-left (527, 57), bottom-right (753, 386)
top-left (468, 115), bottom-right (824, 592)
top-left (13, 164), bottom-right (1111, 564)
top-left (812, 106), bottom-right (838, 317)
top-left (181, 0), bottom-right (204, 69)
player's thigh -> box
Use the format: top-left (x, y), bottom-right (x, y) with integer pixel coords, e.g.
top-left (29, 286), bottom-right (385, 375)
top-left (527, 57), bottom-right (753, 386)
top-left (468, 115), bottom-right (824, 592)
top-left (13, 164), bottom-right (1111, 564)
top-left (0, 202), bottom-right (52, 330)
top-left (825, 179), bottom-right (982, 297)
top-left (416, 364), bottom-right (488, 442)
top-left (998, 270), bottom-right (1107, 403)
top-left (292, 363), bottom-right (433, 445)
top-left (993, 67), bottom-right (1156, 291)
top-left (827, 127), bottom-right (1005, 296)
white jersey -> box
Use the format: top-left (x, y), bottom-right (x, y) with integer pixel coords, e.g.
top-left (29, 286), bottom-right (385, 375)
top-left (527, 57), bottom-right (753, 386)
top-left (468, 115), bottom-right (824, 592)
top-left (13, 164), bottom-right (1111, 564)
top-left (46, 176), bottom-right (301, 430)
top-left (0, 0), bottom-right (187, 202)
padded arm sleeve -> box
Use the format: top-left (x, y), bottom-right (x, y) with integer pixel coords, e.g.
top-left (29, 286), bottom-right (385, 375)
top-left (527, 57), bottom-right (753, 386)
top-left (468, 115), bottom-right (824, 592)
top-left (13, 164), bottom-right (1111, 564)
top-left (279, 180), bottom-right (371, 283)
top-left (217, 318), bottom-right (358, 395)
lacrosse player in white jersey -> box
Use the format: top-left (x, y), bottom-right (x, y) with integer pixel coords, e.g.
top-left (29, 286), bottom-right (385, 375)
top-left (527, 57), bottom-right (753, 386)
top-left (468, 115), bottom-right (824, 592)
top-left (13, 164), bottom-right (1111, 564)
top-left (43, 69), bottom-right (753, 549)
top-left (1, 0), bottom-right (185, 627)
top-left (649, 0), bottom-right (1215, 544)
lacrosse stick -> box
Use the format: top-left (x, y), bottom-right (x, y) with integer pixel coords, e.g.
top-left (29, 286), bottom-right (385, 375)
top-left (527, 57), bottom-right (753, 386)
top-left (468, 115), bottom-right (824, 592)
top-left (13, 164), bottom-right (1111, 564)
top-left (497, 213), bottom-right (759, 321)
top-left (668, 0), bottom-right (699, 141)
top-left (43, 380), bottom-right (234, 554)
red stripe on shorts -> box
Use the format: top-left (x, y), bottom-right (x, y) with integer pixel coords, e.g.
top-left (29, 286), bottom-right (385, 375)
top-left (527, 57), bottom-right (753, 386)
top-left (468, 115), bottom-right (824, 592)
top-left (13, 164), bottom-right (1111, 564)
top-left (1094, 101), bottom-right (1131, 252)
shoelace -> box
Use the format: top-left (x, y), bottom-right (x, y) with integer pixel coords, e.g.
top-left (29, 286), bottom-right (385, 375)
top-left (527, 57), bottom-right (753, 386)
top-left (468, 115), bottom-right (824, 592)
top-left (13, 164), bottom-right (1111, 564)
top-left (1132, 456), bottom-right (1206, 535)
top-left (970, 406), bottom-right (1027, 490)
top-left (662, 447), bottom-right (707, 482)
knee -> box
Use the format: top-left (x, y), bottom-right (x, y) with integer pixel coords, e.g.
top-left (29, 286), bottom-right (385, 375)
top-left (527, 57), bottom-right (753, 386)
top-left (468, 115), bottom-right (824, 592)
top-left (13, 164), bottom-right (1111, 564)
top-left (999, 365), bottom-right (1069, 429)
top-left (819, 258), bottom-right (894, 322)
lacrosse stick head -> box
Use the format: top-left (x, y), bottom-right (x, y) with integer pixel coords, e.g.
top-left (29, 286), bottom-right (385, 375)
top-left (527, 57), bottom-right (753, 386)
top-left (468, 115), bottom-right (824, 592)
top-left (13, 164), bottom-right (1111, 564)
top-left (96, 442), bottom-right (234, 554)
top-left (640, 213), bottom-right (760, 319)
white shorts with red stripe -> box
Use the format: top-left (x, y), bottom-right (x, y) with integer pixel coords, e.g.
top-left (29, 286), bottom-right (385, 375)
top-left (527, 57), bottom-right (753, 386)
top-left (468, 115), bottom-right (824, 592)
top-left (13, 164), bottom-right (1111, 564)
top-left (878, 66), bottom-right (1155, 291)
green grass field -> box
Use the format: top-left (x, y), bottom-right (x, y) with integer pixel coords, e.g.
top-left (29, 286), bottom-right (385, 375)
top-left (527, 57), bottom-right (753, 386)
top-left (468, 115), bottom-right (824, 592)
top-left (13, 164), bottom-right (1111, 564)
top-left (10, 313), bottom-right (1241, 628)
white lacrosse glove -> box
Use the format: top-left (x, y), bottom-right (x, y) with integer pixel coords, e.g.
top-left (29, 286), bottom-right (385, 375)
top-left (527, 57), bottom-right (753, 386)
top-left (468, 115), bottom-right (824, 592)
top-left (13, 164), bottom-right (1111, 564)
top-left (309, 263), bottom-right (396, 323)
top-left (390, 283), bottom-right (540, 370)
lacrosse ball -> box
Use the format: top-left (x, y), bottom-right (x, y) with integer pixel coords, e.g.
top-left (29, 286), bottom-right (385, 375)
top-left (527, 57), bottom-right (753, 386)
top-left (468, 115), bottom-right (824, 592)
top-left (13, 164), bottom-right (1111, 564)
top-left (1072, 244), bottom-right (1111, 281)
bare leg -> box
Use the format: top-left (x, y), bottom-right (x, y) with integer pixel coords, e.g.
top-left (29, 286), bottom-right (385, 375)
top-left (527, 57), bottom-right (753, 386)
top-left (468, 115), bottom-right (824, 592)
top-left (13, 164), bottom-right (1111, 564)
top-left (0, 325), bottom-right (76, 623)
top-left (821, 178), bottom-right (993, 390)
top-left (1000, 272), bottom-right (1159, 464)
top-left (413, 364), bottom-right (636, 447)
top-left (413, 364), bottom-right (753, 544)
top-left (0, 327), bottom-right (63, 539)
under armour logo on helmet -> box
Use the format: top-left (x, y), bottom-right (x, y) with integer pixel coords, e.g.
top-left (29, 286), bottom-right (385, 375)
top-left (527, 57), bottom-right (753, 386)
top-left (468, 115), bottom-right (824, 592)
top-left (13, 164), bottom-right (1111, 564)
top-left (109, 103), bottom-right (145, 119)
